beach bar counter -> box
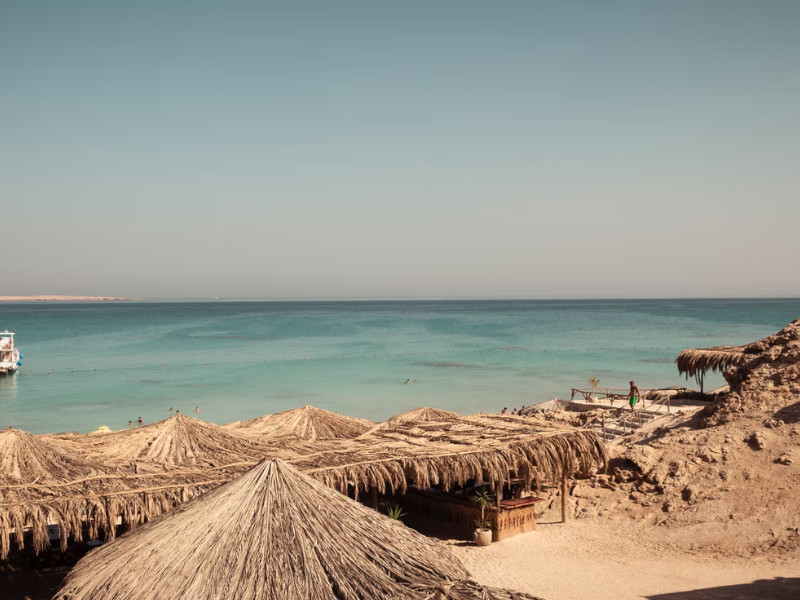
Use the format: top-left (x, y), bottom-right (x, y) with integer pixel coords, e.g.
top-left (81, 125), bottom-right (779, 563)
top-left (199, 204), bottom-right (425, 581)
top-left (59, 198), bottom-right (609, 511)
top-left (402, 485), bottom-right (545, 541)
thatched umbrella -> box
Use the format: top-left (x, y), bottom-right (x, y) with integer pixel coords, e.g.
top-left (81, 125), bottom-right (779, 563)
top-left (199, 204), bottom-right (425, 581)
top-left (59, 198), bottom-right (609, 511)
top-left (0, 418), bottom-right (273, 559)
top-left (0, 428), bottom-right (117, 558)
top-left (54, 459), bottom-right (543, 600)
top-left (699, 318), bottom-right (800, 425)
top-left (79, 413), bottom-right (268, 468)
top-left (675, 345), bottom-right (748, 391)
top-left (0, 428), bottom-right (93, 485)
top-left (229, 405), bottom-right (373, 441)
top-left (386, 406), bottom-right (460, 425)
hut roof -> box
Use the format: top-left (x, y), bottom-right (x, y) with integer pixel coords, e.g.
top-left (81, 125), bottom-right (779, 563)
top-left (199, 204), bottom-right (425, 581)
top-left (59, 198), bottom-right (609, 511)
top-left (700, 318), bottom-right (800, 425)
top-left (293, 414), bottom-right (607, 497)
top-left (386, 406), bottom-right (460, 424)
top-left (230, 405), bottom-right (373, 441)
top-left (0, 427), bottom-right (92, 485)
top-left (81, 413), bottom-right (265, 468)
top-left (0, 417), bottom-right (276, 558)
top-left (54, 459), bottom-right (543, 600)
top-left (1, 410), bottom-right (605, 565)
top-left (675, 345), bottom-right (748, 378)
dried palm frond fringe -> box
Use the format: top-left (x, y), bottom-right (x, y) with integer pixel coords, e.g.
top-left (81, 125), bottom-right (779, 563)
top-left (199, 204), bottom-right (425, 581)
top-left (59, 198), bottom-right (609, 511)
top-left (1, 410), bottom-right (607, 559)
top-left (301, 429), bottom-right (607, 498)
top-left (675, 346), bottom-right (747, 378)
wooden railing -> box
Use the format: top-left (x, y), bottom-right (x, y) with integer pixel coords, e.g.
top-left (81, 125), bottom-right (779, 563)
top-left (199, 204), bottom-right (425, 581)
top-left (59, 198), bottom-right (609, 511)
top-left (575, 388), bottom-right (681, 441)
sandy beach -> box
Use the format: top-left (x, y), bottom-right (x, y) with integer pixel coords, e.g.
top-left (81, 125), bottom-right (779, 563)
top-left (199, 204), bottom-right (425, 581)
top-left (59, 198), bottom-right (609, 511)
top-left (452, 518), bottom-right (798, 600)
top-left (5, 514), bottom-right (796, 600)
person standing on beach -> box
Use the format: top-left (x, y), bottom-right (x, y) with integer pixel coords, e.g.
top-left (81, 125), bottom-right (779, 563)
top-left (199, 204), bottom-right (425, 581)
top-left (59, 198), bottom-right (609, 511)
top-left (628, 381), bottom-right (640, 414)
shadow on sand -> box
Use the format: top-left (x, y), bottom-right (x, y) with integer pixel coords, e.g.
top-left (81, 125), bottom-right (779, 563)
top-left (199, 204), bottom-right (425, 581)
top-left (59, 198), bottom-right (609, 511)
top-left (647, 577), bottom-right (800, 600)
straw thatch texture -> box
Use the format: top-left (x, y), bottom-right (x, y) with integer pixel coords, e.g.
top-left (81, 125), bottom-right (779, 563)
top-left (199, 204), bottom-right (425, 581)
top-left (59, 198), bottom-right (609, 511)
top-left (387, 406), bottom-right (461, 425)
top-left (675, 346), bottom-right (747, 378)
top-left (0, 417), bottom-right (281, 560)
top-left (0, 428), bottom-right (92, 485)
top-left (54, 459), bottom-right (543, 600)
top-left (1, 408), bottom-right (605, 564)
top-left (77, 413), bottom-right (269, 468)
top-left (294, 413), bottom-right (607, 498)
top-left (228, 405), bottom-right (374, 441)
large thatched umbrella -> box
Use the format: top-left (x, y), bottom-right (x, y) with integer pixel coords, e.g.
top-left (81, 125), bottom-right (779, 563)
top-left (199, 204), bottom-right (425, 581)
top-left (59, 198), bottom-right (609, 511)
top-left (228, 405), bottom-right (373, 441)
top-left (54, 459), bottom-right (543, 600)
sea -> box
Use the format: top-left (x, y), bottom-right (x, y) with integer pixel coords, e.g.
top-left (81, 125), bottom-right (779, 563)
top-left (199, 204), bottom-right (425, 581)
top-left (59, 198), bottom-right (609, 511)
top-left (1, 299), bottom-right (798, 434)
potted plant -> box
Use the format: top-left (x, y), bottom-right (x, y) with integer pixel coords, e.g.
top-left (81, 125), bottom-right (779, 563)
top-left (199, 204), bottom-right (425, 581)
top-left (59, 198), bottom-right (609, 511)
top-left (386, 504), bottom-right (407, 522)
top-left (472, 487), bottom-right (494, 546)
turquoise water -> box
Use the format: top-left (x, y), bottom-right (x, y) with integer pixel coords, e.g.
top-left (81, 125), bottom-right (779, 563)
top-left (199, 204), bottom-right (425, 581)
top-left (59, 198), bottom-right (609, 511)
top-left (1, 299), bottom-right (798, 434)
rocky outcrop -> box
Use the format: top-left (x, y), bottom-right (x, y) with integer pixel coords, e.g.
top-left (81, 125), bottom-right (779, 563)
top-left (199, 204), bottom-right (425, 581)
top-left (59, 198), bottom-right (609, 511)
top-left (703, 318), bottom-right (800, 426)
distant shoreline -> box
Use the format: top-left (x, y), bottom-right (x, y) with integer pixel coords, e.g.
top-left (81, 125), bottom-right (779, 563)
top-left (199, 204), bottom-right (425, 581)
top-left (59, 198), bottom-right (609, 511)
top-left (0, 296), bottom-right (128, 302)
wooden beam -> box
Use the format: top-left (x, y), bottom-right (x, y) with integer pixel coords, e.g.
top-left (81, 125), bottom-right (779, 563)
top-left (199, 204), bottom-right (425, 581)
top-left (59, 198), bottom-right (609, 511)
top-left (561, 472), bottom-right (568, 523)
top-left (370, 486), bottom-right (378, 510)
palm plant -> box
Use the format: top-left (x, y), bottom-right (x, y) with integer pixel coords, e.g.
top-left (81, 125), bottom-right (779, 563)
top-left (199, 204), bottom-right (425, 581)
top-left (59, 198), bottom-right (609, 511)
top-left (588, 377), bottom-right (600, 395)
top-left (472, 488), bottom-right (493, 530)
top-left (386, 505), bottom-right (407, 521)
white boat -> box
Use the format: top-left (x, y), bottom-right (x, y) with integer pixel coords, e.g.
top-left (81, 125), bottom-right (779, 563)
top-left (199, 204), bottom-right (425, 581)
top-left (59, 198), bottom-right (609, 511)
top-left (0, 331), bottom-right (21, 374)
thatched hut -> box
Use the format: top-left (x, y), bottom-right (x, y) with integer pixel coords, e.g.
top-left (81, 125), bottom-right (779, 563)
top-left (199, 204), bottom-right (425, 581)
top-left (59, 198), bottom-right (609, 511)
top-left (1, 407), bottom-right (607, 558)
top-left (54, 459), bottom-right (543, 600)
top-left (299, 421), bottom-right (605, 497)
top-left (675, 345), bottom-right (748, 391)
top-left (228, 405), bottom-right (374, 441)
top-left (292, 413), bottom-right (607, 540)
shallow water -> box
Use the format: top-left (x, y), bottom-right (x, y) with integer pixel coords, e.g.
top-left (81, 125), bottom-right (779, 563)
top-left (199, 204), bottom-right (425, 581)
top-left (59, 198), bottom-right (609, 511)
top-left (1, 299), bottom-right (797, 433)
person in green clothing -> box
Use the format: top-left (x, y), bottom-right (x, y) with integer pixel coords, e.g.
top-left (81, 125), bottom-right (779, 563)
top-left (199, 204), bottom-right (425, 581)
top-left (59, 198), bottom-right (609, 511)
top-left (628, 381), bottom-right (640, 414)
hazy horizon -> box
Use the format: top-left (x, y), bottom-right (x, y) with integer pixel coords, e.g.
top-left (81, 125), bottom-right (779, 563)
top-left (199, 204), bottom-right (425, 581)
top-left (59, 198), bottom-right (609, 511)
top-left (3, 1), bottom-right (799, 299)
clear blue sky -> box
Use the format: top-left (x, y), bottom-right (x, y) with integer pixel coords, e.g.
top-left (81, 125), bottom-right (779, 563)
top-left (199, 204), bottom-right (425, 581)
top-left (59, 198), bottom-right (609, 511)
top-left (2, 1), bottom-right (799, 298)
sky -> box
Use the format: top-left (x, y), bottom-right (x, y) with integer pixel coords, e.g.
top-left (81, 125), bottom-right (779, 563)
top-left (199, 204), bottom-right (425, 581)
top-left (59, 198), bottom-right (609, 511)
top-left (2, 1), bottom-right (799, 299)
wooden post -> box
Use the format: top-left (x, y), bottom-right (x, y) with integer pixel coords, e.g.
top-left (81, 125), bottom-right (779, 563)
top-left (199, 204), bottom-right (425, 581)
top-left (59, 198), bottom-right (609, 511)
top-left (495, 481), bottom-right (502, 508)
top-left (370, 486), bottom-right (378, 510)
top-left (561, 472), bottom-right (568, 523)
